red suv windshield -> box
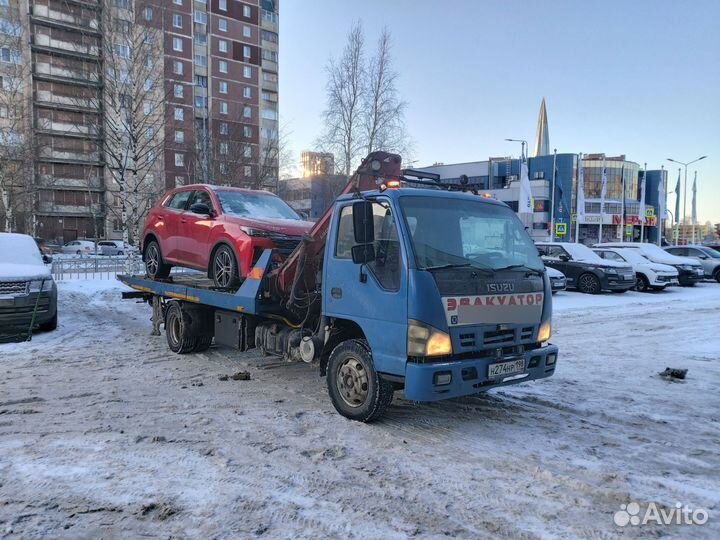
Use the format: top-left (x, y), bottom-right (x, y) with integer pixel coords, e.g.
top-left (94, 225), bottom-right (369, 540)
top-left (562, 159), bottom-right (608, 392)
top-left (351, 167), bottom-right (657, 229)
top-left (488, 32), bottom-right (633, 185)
top-left (215, 190), bottom-right (301, 220)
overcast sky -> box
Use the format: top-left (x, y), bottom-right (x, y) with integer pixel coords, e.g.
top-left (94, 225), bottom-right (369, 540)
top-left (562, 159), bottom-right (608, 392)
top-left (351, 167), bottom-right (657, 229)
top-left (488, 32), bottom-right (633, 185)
top-left (279, 0), bottom-right (720, 224)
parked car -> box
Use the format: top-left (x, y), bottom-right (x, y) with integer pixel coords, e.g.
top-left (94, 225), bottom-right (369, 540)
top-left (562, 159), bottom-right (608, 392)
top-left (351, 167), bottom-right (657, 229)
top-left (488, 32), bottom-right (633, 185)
top-left (0, 233), bottom-right (58, 332)
top-left (142, 185), bottom-right (314, 288)
top-left (97, 240), bottom-right (133, 256)
top-left (61, 240), bottom-right (97, 256)
top-left (595, 242), bottom-right (704, 286)
top-left (665, 245), bottom-right (720, 282)
top-left (703, 243), bottom-right (720, 253)
top-left (33, 238), bottom-right (53, 264)
top-left (536, 242), bottom-right (635, 294)
top-left (546, 266), bottom-right (567, 294)
top-left (593, 247), bottom-right (679, 292)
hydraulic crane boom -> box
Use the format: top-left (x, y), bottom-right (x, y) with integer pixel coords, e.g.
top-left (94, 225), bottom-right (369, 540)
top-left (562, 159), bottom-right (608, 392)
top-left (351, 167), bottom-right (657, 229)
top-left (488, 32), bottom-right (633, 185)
top-left (269, 151), bottom-right (403, 306)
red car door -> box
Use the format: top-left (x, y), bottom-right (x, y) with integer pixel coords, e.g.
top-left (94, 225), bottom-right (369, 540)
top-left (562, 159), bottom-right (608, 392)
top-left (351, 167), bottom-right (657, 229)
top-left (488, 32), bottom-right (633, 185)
top-left (178, 189), bottom-right (215, 269)
top-left (161, 189), bottom-right (194, 262)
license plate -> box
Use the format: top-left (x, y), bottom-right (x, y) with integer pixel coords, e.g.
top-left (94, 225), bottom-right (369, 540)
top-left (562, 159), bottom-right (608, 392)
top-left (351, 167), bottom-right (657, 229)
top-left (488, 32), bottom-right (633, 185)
top-left (488, 358), bottom-right (525, 379)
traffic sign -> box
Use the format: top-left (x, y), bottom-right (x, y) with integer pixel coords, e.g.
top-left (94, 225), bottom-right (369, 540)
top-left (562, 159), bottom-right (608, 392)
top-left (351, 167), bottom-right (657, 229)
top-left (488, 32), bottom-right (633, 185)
top-left (555, 223), bottom-right (567, 236)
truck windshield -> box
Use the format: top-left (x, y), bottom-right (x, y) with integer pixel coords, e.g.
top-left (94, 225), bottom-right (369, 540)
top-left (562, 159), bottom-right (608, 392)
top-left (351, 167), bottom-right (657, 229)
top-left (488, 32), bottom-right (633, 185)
top-left (399, 196), bottom-right (544, 272)
top-left (215, 190), bottom-right (301, 220)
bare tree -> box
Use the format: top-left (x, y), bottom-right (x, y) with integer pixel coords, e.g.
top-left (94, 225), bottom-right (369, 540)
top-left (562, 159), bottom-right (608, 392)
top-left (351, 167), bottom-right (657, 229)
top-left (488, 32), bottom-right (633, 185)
top-left (94, 1), bottom-right (167, 247)
top-left (319, 22), bottom-right (366, 177)
top-left (0, 4), bottom-right (35, 232)
top-left (363, 28), bottom-right (408, 156)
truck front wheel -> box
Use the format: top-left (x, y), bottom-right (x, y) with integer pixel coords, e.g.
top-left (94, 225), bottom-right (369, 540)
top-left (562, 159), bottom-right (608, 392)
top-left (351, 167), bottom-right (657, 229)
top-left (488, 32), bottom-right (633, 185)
top-left (165, 301), bottom-right (197, 354)
top-left (326, 339), bottom-right (393, 422)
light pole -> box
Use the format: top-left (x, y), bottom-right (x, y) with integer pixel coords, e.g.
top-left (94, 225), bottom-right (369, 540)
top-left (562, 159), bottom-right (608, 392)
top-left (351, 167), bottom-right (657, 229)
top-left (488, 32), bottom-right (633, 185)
top-left (550, 148), bottom-right (557, 241)
top-left (667, 155), bottom-right (706, 243)
top-left (505, 138), bottom-right (528, 161)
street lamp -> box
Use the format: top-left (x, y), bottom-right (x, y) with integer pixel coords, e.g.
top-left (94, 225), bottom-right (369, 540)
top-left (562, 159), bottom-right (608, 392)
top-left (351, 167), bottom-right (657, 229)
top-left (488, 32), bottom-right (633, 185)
top-left (667, 155), bottom-right (707, 244)
top-left (505, 138), bottom-right (528, 160)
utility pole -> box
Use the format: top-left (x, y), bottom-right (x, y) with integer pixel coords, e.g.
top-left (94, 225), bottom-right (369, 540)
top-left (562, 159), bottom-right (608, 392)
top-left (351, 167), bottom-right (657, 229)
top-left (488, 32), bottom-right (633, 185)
top-left (550, 148), bottom-right (557, 241)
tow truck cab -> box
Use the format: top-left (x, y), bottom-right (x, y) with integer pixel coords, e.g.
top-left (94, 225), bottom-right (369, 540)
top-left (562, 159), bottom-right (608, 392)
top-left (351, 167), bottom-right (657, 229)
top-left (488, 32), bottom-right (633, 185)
top-left (323, 187), bottom-right (558, 403)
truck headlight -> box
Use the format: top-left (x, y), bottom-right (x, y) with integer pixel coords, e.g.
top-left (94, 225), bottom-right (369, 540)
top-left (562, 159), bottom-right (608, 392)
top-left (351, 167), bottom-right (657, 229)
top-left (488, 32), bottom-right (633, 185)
top-left (408, 319), bottom-right (452, 356)
top-left (29, 279), bottom-right (53, 292)
top-left (538, 320), bottom-right (552, 342)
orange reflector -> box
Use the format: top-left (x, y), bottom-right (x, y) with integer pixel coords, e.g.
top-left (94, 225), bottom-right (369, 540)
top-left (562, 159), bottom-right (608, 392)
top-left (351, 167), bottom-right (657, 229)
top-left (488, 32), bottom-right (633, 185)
top-left (386, 179), bottom-right (401, 188)
top-left (481, 193), bottom-right (493, 198)
top-left (249, 266), bottom-right (264, 280)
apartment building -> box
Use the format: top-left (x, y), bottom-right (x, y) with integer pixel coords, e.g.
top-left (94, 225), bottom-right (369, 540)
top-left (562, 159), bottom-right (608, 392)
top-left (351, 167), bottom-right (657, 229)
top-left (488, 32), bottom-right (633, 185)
top-left (0, 0), bottom-right (280, 244)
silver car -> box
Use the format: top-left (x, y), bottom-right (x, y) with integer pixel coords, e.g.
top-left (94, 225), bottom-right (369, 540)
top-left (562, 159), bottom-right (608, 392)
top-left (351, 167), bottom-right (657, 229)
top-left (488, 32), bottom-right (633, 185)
top-left (98, 240), bottom-right (128, 256)
top-left (61, 240), bottom-right (98, 255)
top-left (665, 246), bottom-right (720, 282)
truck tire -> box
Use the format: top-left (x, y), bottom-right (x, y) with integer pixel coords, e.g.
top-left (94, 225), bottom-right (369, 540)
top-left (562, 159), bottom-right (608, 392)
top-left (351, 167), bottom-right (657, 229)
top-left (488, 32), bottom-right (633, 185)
top-left (164, 301), bottom-right (197, 354)
top-left (577, 273), bottom-right (601, 294)
top-left (326, 339), bottom-right (394, 423)
top-left (145, 240), bottom-right (171, 280)
top-left (193, 335), bottom-right (213, 352)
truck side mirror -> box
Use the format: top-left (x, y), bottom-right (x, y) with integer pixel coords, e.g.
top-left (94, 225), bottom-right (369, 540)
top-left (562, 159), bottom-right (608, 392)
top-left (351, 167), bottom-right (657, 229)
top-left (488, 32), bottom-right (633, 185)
top-left (352, 201), bottom-right (374, 244)
top-left (351, 244), bottom-right (376, 264)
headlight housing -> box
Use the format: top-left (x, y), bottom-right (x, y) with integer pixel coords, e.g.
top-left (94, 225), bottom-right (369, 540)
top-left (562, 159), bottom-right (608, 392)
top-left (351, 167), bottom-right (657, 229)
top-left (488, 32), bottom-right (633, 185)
top-left (538, 320), bottom-right (552, 342)
top-left (408, 319), bottom-right (452, 357)
top-left (240, 226), bottom-right (271, 237)
top-left (29, 279), bottom-right (53, 292)
top-left (604, 267), bottom-right (618, 275)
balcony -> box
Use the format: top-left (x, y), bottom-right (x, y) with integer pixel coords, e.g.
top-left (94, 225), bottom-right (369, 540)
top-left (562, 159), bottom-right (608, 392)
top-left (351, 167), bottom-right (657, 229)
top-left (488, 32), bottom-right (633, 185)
top-left (31, 5), bottom-right (100, 34)
top-left (36, 90), bottom-right (100, 111)
top-left (38, 174), bottom-right (103, 190)
top-left (37, 202), bottom-right (99, 216)
top-left (32, 34), bottom-right (100, 58)
top-left (38, 148), bottom-right (102, 164)
top-left (37, 119), bottom-right (100, 138)
top-left (34, 62), bottom-right (101, 85)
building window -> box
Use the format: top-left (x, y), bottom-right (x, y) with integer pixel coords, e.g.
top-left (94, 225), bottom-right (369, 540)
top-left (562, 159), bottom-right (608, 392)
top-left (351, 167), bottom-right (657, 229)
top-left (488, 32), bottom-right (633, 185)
top-left (243, 26), bottom-right (251, 38)
top-left (219, 102), bottom-right (228, 115)
top-left (220, 142), bottom-right (228, 155)
top-left (143, 102), bottom-right (152, 115)
top-left (143, 78), bottom-right (153, 91)
top-left (194, 11), bottom-right (207, 24)
top-left (219, 122), bottom-right (228, 135)
top-left (262, 50), bottom-right (278, 62)
top-left (194, 54), bottom-right (207, 67)
top-left (173, 0), bottom-right (182, 4)
top-left (174, 84), bottom-right (184, 98)
top-left (243, 5), bottom-right (251, 17)
top-left (243, 106), bottom-right (251, 118)
top-left (219, 60), bottom-right (228, 73)
top-left (243, 145), bottom-right (251, 158)
top-left (218, 18), bottom-right (227, 32)
top-left (261, 30), bottom-right (278, 43)
top-left (195, 33), bottom-right (207, 45)
top-left (262, 91), bottom-right (277, 102)
top-left (146, 127), bottom-right (155, 138)
top-left (219, 0), bottom-right (227, 10)
top-left (173, 37), bottom-right (183, 52)
top-left (114, 0), bottom-right (130, 8)
top-left (263, 71), bottom-right (278, 83)
top-left (143, 7), bottom-right (153, 20)
top-left (243, 86), bottom-right (251, 98)
top-left (172, 14), bottom-right (182, 28)
top-left (195, 96), bottom-right (207, 108)
top-left (219, 81), bottom-right (228, 94)
top-left (115, 44), bottom-right (131, 59)
top-left (243, 126), bottom-right (252, 138)
top-left (261, 109), bottom-right (278, 120)
top-left (195, 75), bottom-right (208, 88)
top-left (243, 45), bottom-right (251, 58)
top-left (244, 165), bottom-right (251, 177)
top-left (175, 153), bottom-right (184, 167)
top-left (174, 107), bottom-right (184, 121)
top-left (175, 131), bottom-right (184, 144)
top-left (173, 61), bottom-right (184, 75)
top-left (219, 39), bottom-right (228, 53)
top-left (243, 66), bottom-right (252, 78)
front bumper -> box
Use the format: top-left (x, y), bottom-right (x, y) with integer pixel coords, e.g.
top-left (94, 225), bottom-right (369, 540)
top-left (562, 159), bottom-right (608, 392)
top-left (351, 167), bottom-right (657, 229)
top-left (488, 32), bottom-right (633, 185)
top-left (649, 274), bottom-right (679, 287)
top-left (402, 344), bottom-right (559, 402)
top-left (0, 291), bottom-right (57, 329)
top-left (600, 274), bottom-right (635, 291)
top-left (677, 268), bottom-right (703, 284)
top-left (550, 278), bottom-right (566, 291)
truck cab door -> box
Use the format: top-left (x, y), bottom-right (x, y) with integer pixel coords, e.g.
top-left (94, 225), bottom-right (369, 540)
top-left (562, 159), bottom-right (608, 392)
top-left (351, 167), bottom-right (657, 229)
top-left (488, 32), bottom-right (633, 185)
top-left (323, 199), bottom-right (408, 376)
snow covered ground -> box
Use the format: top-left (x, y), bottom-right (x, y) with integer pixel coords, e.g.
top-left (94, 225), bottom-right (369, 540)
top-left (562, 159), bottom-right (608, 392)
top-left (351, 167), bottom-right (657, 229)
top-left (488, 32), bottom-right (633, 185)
top-left (1, 280), bottom-right (719, 539)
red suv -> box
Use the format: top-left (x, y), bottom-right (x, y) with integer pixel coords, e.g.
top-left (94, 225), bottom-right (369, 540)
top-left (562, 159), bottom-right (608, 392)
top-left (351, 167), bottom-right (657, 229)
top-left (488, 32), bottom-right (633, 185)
top-left (142, 185), bottom-right (313, 288)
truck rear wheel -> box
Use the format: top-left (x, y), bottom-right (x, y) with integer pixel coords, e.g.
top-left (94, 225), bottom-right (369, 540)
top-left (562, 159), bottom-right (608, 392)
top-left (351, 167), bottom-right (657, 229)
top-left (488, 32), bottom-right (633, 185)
top-left (326, 339), bottom-right (393, 422)
top-left (165, 301), bottom-right (197, 354)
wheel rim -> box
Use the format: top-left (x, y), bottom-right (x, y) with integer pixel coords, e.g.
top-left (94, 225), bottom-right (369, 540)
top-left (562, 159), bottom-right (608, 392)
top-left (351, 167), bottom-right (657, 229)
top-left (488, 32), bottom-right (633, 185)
top-left (336, 357), bottom-right (369, 408)
top-left (168, 313), bottom-right (181, 346)
top-left (146, 244), bottom-right (159, 276)
top-left (579, 275), bottom-right (595, 292)
top-left (214, 249), bottom-right (234, 287)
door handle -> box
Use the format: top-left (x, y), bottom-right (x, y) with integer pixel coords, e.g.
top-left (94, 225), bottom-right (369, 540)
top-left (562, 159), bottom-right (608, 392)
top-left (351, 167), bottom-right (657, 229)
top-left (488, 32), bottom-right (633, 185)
top-left (331, 287), bottom-right (342, 299)
top-left (180, 219), bottom-right (187, 223)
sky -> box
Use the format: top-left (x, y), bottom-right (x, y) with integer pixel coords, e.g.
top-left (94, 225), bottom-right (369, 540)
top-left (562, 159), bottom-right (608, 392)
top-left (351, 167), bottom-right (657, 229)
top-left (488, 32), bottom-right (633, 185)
top-left (279, 0), bottom-right (720, 224)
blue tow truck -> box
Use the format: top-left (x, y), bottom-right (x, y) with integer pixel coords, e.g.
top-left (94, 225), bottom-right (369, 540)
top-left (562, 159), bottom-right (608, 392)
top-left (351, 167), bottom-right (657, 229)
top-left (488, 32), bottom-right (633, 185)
top-left (120, 152), bottom-right (558, 422)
